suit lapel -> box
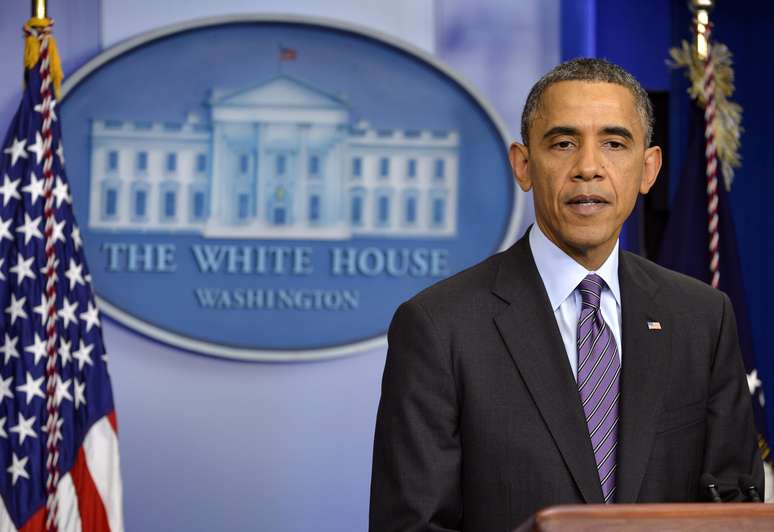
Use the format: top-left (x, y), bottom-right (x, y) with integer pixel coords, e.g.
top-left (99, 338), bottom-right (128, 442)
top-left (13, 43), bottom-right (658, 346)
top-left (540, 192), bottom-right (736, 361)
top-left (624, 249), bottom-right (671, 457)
top-left (492, 236), bottom-right (604, 504)
top-left (616, 252), bottom-right (671, 503)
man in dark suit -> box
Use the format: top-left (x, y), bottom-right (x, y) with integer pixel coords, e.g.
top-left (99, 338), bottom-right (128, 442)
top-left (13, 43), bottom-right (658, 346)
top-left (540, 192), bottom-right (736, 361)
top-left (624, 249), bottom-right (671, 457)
top-left (369, 58), bottom-right (763, 531)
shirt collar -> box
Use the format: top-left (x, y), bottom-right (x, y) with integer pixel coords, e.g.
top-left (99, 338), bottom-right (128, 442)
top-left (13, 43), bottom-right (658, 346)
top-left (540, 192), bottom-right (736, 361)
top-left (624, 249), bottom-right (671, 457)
top-left (528, 223), bottom-right (621, 311)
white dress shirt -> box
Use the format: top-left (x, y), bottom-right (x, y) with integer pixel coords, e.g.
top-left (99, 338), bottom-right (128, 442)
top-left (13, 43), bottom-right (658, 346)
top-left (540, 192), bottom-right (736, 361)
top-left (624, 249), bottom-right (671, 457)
top-left (528, 224), bottom-right (622, 380)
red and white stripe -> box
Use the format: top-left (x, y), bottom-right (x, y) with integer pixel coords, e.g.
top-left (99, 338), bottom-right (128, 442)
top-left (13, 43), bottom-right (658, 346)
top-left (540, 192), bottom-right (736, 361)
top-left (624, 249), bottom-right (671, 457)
top-left (0, 414), bottom-right (124, 532)
top-left (701, 24), bottom-right (720, 289)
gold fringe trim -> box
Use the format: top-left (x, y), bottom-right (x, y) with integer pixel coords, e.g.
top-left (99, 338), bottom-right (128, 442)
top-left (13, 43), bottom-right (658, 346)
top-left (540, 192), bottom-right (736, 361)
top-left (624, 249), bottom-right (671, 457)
top-left (760, 434), bottom-right (772, 463)
top-left (23, 17), bottom-right (63, 100)
top-left (669, 40), bottom-right (742, 190)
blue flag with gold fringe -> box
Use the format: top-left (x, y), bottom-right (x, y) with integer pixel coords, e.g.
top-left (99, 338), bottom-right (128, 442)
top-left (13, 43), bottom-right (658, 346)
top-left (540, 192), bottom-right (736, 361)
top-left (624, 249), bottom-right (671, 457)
top-left (659, 39), bottom-right (770, 485)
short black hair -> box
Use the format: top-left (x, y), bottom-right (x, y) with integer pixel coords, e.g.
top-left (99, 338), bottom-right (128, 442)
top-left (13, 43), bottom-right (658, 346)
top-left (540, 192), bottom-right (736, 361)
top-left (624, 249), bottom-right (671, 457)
top-left (520, 58), bottom-right (654, 147)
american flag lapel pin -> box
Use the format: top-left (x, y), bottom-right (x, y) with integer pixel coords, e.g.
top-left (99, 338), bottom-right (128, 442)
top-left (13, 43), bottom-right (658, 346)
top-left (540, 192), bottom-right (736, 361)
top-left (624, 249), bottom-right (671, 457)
top-left (647, 321), bottom-right (662, 331)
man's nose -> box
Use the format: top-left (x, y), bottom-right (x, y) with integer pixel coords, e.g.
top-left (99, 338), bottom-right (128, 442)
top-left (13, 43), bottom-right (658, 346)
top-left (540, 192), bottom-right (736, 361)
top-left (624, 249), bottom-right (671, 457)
top-left (571, 143), bottom-right (603, 181)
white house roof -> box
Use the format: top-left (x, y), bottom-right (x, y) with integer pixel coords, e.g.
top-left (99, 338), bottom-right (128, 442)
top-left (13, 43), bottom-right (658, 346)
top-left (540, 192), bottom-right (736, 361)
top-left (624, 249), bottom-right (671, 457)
top-left (210, 75), bottom-right (349, 110)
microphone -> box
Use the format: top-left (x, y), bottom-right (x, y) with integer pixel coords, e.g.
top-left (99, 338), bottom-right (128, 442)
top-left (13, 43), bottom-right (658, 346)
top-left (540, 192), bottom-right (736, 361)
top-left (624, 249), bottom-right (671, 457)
top-left (700, 473), bottom-right (723, 502)
top-left (738, 474), bottom-right (762, 502)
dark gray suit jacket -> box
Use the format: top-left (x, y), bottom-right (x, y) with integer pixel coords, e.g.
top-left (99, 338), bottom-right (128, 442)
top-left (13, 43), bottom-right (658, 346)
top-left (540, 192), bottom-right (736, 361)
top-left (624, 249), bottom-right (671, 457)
top-left (370, 234), bottom-right (763, 532)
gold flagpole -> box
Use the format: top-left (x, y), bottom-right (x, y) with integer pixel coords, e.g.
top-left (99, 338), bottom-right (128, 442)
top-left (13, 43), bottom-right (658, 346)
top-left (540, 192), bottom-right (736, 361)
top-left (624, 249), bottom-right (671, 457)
top-left (689, 0), bottom-right (714, 59)
top-left (32, 0), bottom-right (47, 19)
top-left (25, 0), bottom-right (63, 98)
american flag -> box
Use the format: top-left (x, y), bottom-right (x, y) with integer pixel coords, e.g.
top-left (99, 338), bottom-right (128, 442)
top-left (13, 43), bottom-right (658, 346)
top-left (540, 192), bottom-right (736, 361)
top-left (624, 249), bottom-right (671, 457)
top-left (0, 21), bottom-right (123, 530)
top-left (279, 46), bottom-right (298, 61)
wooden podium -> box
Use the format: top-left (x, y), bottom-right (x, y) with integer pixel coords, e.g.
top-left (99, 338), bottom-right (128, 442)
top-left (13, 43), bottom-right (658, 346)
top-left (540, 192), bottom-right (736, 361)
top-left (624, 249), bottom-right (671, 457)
top-left (514, 503), bottom-right (774, 532)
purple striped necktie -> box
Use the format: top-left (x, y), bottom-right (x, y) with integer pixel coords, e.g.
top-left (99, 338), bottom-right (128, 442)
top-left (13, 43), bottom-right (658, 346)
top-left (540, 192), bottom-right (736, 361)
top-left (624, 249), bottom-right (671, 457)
top-left (576, 273), bottom-right (620, 503)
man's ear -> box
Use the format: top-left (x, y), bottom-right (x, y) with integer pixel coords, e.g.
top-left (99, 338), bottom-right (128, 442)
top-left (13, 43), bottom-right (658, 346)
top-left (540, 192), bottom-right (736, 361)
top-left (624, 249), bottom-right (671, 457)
top-left (639, 145), bottom-right (662, 194)
top-left (509, 142), bottom-right (532, 192)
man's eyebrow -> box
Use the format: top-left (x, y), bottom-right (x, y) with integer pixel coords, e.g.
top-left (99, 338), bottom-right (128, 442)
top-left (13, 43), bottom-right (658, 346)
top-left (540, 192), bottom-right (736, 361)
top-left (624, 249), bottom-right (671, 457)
top-left (542, 126), bottom-right (579, 140)
top-left (541, 125), bottom-right (636, 143)
top-left (600, 126), bottom-right (634, 142)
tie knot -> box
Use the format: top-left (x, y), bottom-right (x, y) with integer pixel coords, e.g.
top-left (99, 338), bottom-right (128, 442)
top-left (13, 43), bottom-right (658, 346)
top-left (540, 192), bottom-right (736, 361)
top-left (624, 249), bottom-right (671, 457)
top-left (578, 273), bottom-right (604, 309)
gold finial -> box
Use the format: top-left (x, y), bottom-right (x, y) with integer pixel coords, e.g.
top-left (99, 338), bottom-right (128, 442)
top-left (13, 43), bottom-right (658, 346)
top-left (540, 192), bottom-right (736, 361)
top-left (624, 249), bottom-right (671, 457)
top-left (32, 0), bottom-right (47, 19)
top-left (689, 0), bottom-right (714, 60)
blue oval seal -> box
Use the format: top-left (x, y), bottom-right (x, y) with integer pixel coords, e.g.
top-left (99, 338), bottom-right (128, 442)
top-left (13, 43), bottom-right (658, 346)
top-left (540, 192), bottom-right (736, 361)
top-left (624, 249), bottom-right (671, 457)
top-left (59, 15), bottom-right (525, 361)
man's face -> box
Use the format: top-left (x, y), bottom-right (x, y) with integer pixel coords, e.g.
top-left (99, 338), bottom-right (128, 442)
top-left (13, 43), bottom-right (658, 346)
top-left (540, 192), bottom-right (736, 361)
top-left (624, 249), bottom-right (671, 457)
top-left (510, 81), bottom-right (662, 267)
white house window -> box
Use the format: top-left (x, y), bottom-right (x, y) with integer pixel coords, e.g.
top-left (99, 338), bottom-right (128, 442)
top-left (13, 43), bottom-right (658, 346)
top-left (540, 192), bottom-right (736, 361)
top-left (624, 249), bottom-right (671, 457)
top-left (352, 157), bottom-right (362, 178)
top-left (238, 193), bottom-right (250, 220)
top-left (107, 151), bottom-right (119, 172)
top-left (276, 154), bottom-right (287, 175)
top-left (159, 181), bottom-right (179, 221)
top-left (376, 194), bottom-right (390, 226)
top-left (191, 189), bottom-right (207, 221)
top-left (131, 183), bottom-right (149, 221)
top-left (101, 181), bottom-right (119, 220)
top-left (240, 154), bottom-right (250, 175)
top-left (309, 155), bottom-right (320, 177)
top-left (434, 159), bottom-right (445, 180)
top-left (350, 189), bottom-right (365, 226)
top-left (351, 197), bottom-right (363, 225)
top-left (105, 189), bottom-right (118, 217)
top-left (163, 191), bottom-right (176, 218)
top-left (136, 191), bottom-right (146, 217)
top-left (270, 186), bottom-right (288, 225)
top-left (406, 159), bottom-right (417, 179)
top-left (309, 194), bottom-right (321, 222)
top-left (196, 153), bottom-right (207, 173)
top-left (404, 194), bottom-right (417, 225)
top-left (431, 196), bottom-right (446, 226)
top-left (166, 152), bottom-right (177, 173)
top-left (136, 151), bottom-right (148, 173)
top-left (379, 158), bottom-right (389, 178)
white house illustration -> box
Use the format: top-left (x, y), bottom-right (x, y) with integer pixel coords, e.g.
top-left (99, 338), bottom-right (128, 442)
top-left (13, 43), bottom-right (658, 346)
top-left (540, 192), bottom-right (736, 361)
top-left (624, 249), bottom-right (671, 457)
top-left (88, 75), bottom-right (459, 239)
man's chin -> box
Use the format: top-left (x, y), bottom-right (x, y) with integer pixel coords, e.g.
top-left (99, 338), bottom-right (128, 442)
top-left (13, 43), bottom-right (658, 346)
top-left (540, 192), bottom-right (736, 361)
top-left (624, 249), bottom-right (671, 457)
top-left (562, 233), bottom-right (617, 256)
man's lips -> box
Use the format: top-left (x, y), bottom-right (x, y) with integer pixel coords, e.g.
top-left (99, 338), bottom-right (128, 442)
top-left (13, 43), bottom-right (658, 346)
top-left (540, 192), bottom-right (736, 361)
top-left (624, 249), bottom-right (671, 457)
top-left (564, 194), bottom-right (610, 214)
top-left (566, 194), bottom-right (609, 205)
